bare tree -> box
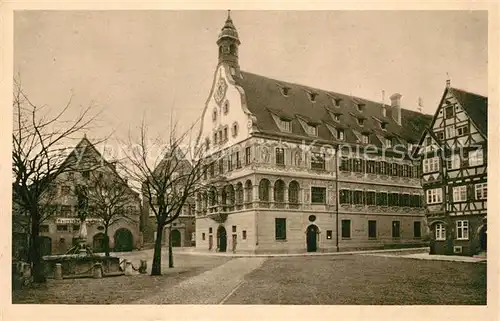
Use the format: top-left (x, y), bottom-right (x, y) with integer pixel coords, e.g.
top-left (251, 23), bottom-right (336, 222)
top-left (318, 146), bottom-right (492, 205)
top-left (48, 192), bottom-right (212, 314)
top-left (84, 170), bottom-right (140, 256)
top-left (121, 120), bottom-right (208, 275)
top-left (12, 78), bottom-right (99, 283)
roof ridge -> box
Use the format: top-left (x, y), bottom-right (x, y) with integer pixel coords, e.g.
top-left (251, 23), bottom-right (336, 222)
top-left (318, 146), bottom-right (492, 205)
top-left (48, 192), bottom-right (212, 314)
top-left (450, 87), bottom-right (487, 99)
top-left (240, 70), bottom-right (430, 116)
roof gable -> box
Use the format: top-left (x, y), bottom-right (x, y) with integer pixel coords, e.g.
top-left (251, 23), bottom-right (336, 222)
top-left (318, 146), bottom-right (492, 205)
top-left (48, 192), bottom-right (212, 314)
top-left (449, 87), bottom-right (487, 136)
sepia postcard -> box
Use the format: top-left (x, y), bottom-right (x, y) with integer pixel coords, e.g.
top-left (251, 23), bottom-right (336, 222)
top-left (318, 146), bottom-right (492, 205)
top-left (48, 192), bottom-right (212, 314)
top-left (1, 2), bottom-right (498, 321)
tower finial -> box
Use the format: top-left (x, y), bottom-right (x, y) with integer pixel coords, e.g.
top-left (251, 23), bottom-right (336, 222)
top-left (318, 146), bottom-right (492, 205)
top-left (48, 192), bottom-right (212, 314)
top-left (446, 72), bottom-right (450, 88)
top-left (227, 9), bottom-right (231, 20)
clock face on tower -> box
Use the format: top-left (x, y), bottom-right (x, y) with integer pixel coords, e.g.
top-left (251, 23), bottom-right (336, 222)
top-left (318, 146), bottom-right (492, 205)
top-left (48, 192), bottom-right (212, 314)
top-left (214, 78), bottom-right (228, 104)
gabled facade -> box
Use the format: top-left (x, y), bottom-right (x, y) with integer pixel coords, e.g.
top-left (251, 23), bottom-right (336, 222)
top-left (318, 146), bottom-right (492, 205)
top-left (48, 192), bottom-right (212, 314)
top-left (194, 13), bottom-right (433, 254)
top-left (16, 137), bottom-right (142, 256)
top-left (141, 150), bottom-right (196, 248)
top-left (414, 83), bottom-right (487, 256)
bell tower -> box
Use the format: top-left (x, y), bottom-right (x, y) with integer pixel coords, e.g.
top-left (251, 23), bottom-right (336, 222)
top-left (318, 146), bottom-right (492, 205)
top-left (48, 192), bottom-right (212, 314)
top-left (217, 10), bottom-right (241, 71)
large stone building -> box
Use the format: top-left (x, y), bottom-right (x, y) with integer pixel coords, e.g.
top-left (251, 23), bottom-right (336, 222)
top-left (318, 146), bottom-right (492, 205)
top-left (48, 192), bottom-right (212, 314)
top-left (414, 83), bottom-right (487, 256)
top-left (194, 13), bottom-right (433, 254)
top-left (17, 137), bottom-right (142, 256)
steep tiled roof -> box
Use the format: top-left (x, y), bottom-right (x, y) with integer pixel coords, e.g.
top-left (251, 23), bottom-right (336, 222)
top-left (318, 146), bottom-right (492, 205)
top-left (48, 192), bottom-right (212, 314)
top-left (449, 87), bottom-right (487, 136)
top-left (234, 71), bottom-right (433, 147)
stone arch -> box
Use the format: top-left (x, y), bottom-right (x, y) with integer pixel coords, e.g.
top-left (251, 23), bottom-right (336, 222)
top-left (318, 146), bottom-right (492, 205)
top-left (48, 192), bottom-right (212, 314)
top-left (288, 180), bottom-right (300, 208)
top-left (244, 179), bottom-right (253, 204)
top-left (477, 224), bottom-right (487, 252)
top-left (235, 182), bottom-right (244, 208)
top-left (259, 178), bottom-right (271, 202)
top-left (171, 229), bottom-right (182, 247)
top-left (274, 179), bottom-right (285, 207)
top-left (305, 224), bottom-right (320, 252)
top-left (113, 228), bottom-right (133, 252)
top-left (208, 186), bottom-right (218, 207)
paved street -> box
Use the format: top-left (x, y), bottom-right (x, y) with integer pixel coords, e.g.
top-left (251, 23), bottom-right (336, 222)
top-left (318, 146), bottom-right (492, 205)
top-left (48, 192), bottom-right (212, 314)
top-left (12, 249), bottom-right (486, 305)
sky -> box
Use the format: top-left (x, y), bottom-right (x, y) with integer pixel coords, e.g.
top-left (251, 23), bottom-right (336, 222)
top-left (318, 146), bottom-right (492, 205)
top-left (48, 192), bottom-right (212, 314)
top-left (14, 10), bottom-right (488, 147)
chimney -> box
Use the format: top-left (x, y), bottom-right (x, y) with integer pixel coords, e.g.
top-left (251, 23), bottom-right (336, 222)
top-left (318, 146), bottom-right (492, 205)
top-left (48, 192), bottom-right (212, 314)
top-left (390, 93), bottom-right (402, 126)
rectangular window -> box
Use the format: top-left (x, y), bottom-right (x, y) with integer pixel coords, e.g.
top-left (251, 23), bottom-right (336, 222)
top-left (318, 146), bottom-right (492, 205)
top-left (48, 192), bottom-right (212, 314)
top-left (400, 193), bottom-right (410, 207)
top-left (227, 155), bottom-right (233, 172)
top-left (475, 183), bottom-right (487, 200)
top-left (232, 225), bottom-right (237, 233)
top-left (453, 185), bottom-right (467, 202)
top-left (339, 189), bottom-right (351, 204)
top-left (376, 192), bottom-right (388, 206)
top-left (61, 186), bottom-right (71, 195)
top-left (468, 149), bottom-right (484, 167)
top-left (311, 153), bottom-right (325, 170)
top-left (361, 134), bottom-right (369, 144)
top-left (341, 220), bottom-right (351, 239)
top-left (402, 165), bottom-right (409, 177)
top-left (447, 154), bottom-right (461, 170)
top-left (278, 119), bottom-right (292, 132)
top-left (353, 190), bottom-right (363, 205)
top-left (352, 158), bottom-right (363, 172)
top-left (276, 148), bottom-right (285, 165)
top-left (436, 131), bottom-right (444, 140)
top-left (385, 138), bottom-right (392, 148)
top-left (426, 188), bottom-right (443, 204)
top-left (245, 147), bottom-right (251, 165)
top-left (311, 187), bottom-right (326, 204)
top-left (413, 221), bottom-right (421, 238)
top-left (242, 230), bottom-right (247, 240)
top-left (209, 227), bottom-right (213, 234)
top-left (57, 224), bottom-right (68, 232)
top-left (365, 191), bottom-right (376, 205)
top-left (423, 157), bottom-right (440, 173)
top-left (445, 106), bottom-right (454, 119)
top-left (392, 221), bottom-right (401, 238)
top-left (275, 218), bottom-right (286, 240)
top-left (73, 224), bottom-right (80, 232)
top-left (40, 225), bottom-right (49, 233)
top-left (435, 223), bottom-right (446, 241)
top-left (61, 205), bottom-right (72, 217)
top-left (306, 124), bottom-right (318, 136)
top-left (389, 193), bottom-right (399, 206)
top-left (326, 230), bottom-right (333, 240)
top-left (366, 160), bottom-right (375, 174)
top-left (202, 233), bottom-right (206, 241)
top-left (223, 127), bottom-right (228, 141)
top-left (456, 125), bottom-right (469, 136)
top-left (456, 220), bottom-right (469, 240)
top-left (446, 125), bottom-right (455, 138)
top-left (337, 129), bottom-right (345, 141)
top-left (339, 157), bottom-right (350, 171)
top-left (391, 163), bottom-right (398, 176)
top-left (236, 151), bottom-right (241, 168)
top-left (380, 161), bottom-right (387, 175)
top-left (368, 220), bottom-right (377, 239)
top-left (218, 159), bottom-right (224, 175)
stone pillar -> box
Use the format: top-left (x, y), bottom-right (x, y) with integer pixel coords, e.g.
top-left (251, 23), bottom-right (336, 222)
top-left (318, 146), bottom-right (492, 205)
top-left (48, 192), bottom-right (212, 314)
top-left (54, 263), bottom-right (63, 280)
top-left (284, 187), bottom-right (289, 209)
top-left (124, 260), bottom-right (134, 276)
top-left (93, 263), bottom-right (103, 278)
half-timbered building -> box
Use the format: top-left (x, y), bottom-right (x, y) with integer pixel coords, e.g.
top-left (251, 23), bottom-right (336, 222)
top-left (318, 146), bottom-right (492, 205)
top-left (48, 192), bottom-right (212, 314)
top-left (194, 13), bottom-right (433, 254)
top-left (414, 82), bottom-right (487, 256)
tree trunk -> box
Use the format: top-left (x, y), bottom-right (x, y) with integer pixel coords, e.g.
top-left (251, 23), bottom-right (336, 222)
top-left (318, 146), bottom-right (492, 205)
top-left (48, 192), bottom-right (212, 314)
top-left (104, 225), bottom-right (110, 257)
top-left (151, 223), bottom-right (164, 276)
top-left (30, 209), bottom-right (46, 283)
top-left (168, 225), bottom-right (174, 268)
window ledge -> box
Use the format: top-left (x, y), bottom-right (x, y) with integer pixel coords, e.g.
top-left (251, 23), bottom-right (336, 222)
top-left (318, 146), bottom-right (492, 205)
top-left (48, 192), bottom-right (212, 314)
top-left (275, 239), bottom-right (287, 242)
top-left (341, 237), bottom-right (351, 240)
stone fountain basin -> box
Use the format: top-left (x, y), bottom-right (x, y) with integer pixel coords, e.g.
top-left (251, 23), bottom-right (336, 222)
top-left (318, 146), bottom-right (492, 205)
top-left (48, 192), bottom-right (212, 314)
top-left (42, 254), bottom-right (123, 279)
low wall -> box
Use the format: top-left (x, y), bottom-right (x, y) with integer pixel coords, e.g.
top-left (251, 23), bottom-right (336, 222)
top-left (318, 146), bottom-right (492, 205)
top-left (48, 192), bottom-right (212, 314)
top-left (43, 254), bottom-right (122, 279)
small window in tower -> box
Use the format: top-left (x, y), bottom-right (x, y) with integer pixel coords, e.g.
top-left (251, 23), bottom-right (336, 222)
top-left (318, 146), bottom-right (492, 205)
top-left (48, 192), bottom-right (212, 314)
top-left (223, 100), bottom-right (230, 114)
top-left (223, 127), bottom-right (228, 141)
top-left (279, 85), bottom-right (290, 97)
top-left (308, 92), bottom-right (318, 102)
top-left (380, 122), bottom-right (387, 130)
top-left (212, 108), bottom-right (217, 122)
top-left (232, 122), bottom-right (239, 137)
top-left (337, 129), bottom-right (345, 141)
top-left (333, 98), bottom-right (342, 107)
top-left (214, 132), bottom-right (218, 144)
top-left (358, 118), bottom-right (365, 126)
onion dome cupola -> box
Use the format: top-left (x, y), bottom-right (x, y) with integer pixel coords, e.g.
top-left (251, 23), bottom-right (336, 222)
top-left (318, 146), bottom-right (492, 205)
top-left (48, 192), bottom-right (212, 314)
top-left (217, 10), bottom-right (241, 70)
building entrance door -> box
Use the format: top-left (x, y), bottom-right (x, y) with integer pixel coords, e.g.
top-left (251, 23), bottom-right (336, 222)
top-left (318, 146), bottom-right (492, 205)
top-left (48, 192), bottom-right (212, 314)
top-left (217, 226), bottom-right (227, 252)
top-left (306, 225), bottom-right (318, 252)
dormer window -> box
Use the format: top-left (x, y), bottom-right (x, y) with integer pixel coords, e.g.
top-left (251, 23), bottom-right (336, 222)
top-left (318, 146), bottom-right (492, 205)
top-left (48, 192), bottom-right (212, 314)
top-left (357, 103), bottom-right (365, 112)
top-left (382, 106), bottom-right (387, 117)
top-left (333, 98), bottom-right (342, 107)
top-left (306, 124), bottom-right (318, 136)
top-left (358, 118), bottom-right (365, 126)
top-left (277, 118), bottom-right (292, 132)
top-left (385, 138), bottom-right (392, 148)
top-left (278, 85), bottom-right (290, 97)
top-left (426, 137), bottom-right (432, 145)
top-left (333, 114), bottom-right (341, 122)
top-left (307, 92), bottom-right (318, 102)
top-left (380, 122), bottom-right (387, 130)
top-left (362, 134), bottom-right (369, 144)
top-left (337, 129), bottom-right (345, 141)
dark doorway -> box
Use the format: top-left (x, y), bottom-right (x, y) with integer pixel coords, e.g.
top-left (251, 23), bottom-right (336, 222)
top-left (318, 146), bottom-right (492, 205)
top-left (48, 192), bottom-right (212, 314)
top-left (93, 233), bottom-right (106, 253)
top-left (306, 225), bottom-right (319, 252)
top-left (114, 228), bottom-right (133, 252)
top-left (479, 225), bottom-right (487, 251)
top-left (39, 236), bottom-right (52, 256)
top-left (217, 226), bottom-right (227, 252)
top-left (171, 229), bottom-right (182, 247)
